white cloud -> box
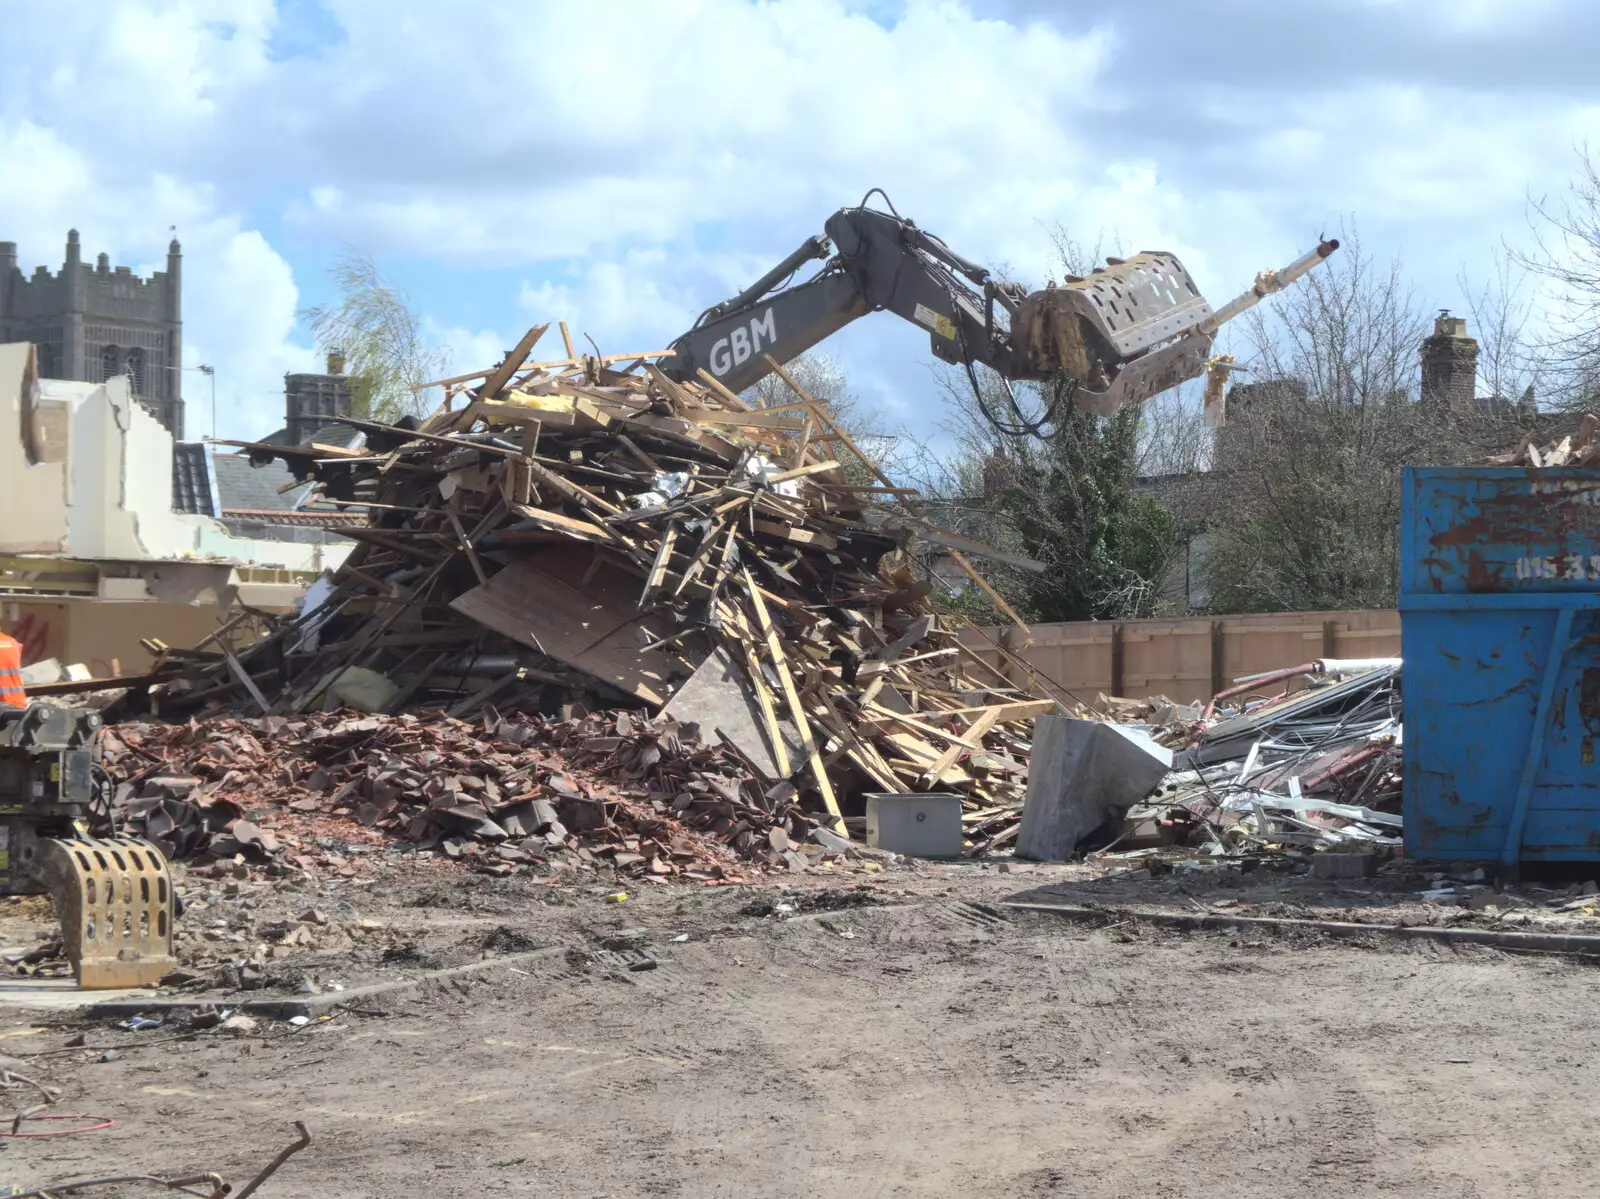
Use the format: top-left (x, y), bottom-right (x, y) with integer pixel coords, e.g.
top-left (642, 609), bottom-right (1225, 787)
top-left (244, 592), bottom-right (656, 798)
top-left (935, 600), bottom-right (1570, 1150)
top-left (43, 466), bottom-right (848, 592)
top-left (5, 0), bottom-right (1600, 452)
top-left (0, 108), bottom-right (314, 443)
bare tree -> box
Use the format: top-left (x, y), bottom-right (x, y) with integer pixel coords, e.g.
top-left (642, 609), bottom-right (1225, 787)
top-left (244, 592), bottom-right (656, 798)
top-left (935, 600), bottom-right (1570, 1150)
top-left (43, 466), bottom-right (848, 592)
top-left (300, 249), bottom-right (449, 422)
top-left (1514, 146), bottom-right (1600, 405)
top-left (1460, 248), bottom-right (1543, 408)
top-left (1199, 227), bottom-right (1526, 612)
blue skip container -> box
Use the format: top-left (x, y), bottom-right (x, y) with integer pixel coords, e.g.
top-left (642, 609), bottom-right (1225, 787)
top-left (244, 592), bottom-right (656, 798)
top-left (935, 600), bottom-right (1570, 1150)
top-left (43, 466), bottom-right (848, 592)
top-left (1402, 465), bottom-right (1600, 863)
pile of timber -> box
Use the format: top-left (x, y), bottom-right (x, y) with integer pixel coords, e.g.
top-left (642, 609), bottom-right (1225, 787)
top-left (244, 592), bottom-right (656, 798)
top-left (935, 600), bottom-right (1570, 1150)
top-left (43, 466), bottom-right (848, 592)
top-left (148, 322), bottom-right (1074, 848)
top-left (1481, 413), bottom-right (1600, 467)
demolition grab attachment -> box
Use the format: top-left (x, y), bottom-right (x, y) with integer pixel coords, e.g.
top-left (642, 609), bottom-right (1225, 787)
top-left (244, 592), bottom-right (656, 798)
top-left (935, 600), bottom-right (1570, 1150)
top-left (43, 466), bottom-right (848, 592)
top-left (35, 836), bottom-right (176, 989)
top-left (1009, 238), bottom-right (1342, 418)
top-left (0, 705), bottom-right (176, 989)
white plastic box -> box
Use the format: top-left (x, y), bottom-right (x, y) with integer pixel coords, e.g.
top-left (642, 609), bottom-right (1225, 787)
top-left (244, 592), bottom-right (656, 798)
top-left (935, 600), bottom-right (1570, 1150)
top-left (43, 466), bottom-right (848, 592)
top-left (863, 792), bottom-right (964, 859)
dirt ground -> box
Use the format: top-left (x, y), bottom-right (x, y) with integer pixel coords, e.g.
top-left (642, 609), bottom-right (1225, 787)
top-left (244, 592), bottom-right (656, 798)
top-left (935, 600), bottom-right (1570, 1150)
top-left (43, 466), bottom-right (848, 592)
top-left (4, 859), bottom-right (1600, 1198)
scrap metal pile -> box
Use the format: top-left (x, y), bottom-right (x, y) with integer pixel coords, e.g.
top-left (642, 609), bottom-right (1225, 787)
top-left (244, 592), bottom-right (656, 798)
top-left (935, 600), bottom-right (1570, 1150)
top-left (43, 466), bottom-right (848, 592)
top-left (1099, 660), bottom-right (1404, 864)
top-left (137, 323), bottom-right (1066, 863)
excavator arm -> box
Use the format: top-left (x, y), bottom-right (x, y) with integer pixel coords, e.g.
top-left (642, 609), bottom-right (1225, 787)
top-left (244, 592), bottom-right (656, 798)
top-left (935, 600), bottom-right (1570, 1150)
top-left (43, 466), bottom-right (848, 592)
top-left (659, 203), bottom-right (1017, 395)
top-left (657, 192), bottom-right (1339, 425)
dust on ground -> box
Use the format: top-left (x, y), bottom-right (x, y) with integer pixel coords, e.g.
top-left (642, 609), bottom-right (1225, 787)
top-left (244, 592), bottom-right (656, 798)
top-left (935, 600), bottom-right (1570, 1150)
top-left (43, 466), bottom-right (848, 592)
top-left (2, 857), bottom-right (1599, 1197)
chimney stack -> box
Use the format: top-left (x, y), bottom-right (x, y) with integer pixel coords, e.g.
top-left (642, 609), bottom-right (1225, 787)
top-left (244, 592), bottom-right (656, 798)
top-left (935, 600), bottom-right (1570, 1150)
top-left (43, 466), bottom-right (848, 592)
top-left (1420, 310), bottom-right (1479, 416)
top-left (326, 349), bottom-right (346, 376)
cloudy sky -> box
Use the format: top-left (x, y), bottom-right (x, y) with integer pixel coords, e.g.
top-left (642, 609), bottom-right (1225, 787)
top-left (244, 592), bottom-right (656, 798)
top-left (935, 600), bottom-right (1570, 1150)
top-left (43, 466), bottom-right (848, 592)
top-left (2, 0), bottom-right (1596, 442)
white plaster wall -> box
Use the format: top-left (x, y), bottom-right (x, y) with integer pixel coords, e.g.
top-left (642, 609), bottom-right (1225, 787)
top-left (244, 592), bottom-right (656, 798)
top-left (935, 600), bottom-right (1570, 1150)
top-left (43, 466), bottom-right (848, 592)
top-left (2, 341), bottom-right (349, 573)
top-left (0, 343), bottom-right (69, 553)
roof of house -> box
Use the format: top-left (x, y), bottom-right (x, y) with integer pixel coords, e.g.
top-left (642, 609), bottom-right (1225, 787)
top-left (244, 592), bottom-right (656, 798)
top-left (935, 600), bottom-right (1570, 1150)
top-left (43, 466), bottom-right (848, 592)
top-left (258, 421), bottom-right (365, 450)
top-left (171, 442), bottom-right (219, 517)
top-left (212, 453), bottom-right (316, 512)
top-left (172, 443), bottom-right (364, 535)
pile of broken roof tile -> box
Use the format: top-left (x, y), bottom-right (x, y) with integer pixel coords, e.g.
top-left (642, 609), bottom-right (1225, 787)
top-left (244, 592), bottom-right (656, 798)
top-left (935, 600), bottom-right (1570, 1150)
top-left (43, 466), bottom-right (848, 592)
top-left (135, 321), bottom-right (1074, 853)
top-left (104, 707), bottom-right (856, 882)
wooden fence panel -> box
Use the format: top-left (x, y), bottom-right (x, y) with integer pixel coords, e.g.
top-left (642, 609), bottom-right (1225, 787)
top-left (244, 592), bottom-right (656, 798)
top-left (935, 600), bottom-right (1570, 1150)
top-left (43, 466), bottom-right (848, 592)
top-left (959, 609), bottom-right (1401, 706)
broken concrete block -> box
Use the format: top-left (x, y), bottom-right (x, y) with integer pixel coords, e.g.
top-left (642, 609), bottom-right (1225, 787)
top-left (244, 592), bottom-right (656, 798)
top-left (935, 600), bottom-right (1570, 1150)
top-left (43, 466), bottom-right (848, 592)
top-left (1310, 851), bottom-right (1377, 880)
top-left (1016, 717), bottom-right (1172, 862)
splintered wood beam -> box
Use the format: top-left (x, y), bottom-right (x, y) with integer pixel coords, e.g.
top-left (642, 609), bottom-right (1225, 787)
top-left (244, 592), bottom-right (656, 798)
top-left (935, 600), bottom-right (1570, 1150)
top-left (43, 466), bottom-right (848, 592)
top-left (478, 324), bottom-right (551, 400)
top-left (644, 363), bottom-right (691, 407)
top-left (694, 368), bottom-right (756, 412)
top-left (523, 458), bottom-right (623, 516)
top-left (508, 502), bottom-right (615, 542)
top-left (763, 460), bottom-right (840, 485)
top-left (862, 698), bottom-right (989, 751)
top-left (222, 647), bottom-right (272, 714)
top-left (679, 408), bottom-right (807, 432)
top-left (917, 706), bottom-right (1011, 786)
top-left (790, 412), bottom-right (813, 469)
top-left (639, 522), bottom-right (679, 606)
top-left (615, 433), bottom-right (660, 473)
top-left (446, 509), bottom-right (489, 586)
top-left (718, 602), bottom-right (792, 779)
top-left (742, 567), bottom-right (841, 827)
top-left (673, 513), bottom-right (733, 597)
top-left (705, 523), bottom-right (739, 605)
top-left (559, 320), bottom-right (577, 361)
top-left (752, 520), bottom-right (836, 550)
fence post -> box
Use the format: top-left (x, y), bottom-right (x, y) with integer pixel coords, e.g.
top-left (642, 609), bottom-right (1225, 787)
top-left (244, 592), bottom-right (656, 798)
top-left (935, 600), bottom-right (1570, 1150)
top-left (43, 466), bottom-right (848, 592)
top-left (1210, 620), bottom-right (1225, 699)
top-left (1110, 623), bottom-right (1125, 698)
top-left (1322, 619), bottom-right (1337, 659)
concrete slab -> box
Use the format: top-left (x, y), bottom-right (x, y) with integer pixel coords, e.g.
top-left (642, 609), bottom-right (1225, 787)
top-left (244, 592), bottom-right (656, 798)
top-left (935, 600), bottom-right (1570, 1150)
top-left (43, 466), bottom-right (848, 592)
top-left (86, 944), bottom-right (573, 1020)
top-left (0, 975), bottom-right (158, 1010)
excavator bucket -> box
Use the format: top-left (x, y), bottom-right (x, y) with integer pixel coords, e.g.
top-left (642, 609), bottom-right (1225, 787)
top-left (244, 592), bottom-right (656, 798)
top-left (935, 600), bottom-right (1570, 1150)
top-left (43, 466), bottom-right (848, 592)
top-left (36, 836), bottom-right (176, 989)
top-left (1012, 251), bottom-right (1218, 415)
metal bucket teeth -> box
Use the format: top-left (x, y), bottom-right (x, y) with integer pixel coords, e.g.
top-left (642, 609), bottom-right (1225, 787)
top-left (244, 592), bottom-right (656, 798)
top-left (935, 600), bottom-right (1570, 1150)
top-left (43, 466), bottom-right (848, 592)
top-left (38, 836), bottom-right (176, 989)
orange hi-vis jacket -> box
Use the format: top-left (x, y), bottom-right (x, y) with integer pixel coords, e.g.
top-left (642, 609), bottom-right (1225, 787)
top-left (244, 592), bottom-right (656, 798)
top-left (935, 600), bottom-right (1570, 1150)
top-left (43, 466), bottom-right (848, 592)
top-left (0, 633), bottom-right (23, 708)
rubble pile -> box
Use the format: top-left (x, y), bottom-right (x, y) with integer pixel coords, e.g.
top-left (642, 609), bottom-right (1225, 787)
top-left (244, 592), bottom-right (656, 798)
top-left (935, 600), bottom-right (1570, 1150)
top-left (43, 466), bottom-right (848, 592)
top-left (103, 708), bottom-right (832, 881)
top-left (1095, 661), bottom-right (1403, 865)
top-left (1480, 412), bottom-right (1600, 467)
top-left (135, 323), bottom-right (1068, 851)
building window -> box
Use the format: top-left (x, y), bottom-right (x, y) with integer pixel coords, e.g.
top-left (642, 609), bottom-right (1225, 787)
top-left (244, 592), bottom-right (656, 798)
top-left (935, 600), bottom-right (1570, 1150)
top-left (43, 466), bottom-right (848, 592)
top-left (36, 344), bottom-right (55, 379)
top-left (100, 344), bottom-right (121, 383)
top-left (125, 347), bottom-right (145, 395)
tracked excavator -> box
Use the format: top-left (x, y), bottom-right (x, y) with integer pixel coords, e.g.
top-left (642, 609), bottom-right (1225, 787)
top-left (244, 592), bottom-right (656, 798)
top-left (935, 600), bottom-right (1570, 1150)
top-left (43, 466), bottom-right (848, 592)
top-left (0, 703), bottom-right (175, 989)
top-left (658, 189), bottom-right (1339, 433)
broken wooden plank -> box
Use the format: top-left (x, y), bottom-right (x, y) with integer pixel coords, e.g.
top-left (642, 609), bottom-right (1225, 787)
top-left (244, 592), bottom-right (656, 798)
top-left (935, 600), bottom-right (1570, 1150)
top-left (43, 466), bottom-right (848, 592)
top-left (508, 502), bottom-right (615, 542)
top-left (640, 522), bottom-right (679, 606)
top-left (478, 324), bottom-right (551, 400)
top-left (752, 520), bottom-right (837, 550)
top-left (742, 567), bottom-right (841, 827)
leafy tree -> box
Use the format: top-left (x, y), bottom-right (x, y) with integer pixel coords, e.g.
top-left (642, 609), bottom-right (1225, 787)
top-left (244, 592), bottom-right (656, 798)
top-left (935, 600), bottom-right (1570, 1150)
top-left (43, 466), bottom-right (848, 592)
top-left (300, 249), bottom-right (449, 422)
top-left (988, 384), bottom-right (1178, 621)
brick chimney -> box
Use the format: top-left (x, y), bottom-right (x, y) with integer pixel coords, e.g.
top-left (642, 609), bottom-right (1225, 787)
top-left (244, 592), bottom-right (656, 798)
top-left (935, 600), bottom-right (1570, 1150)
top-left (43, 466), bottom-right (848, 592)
top-left (1420, 310), bottom-right (1479, 416)
top-left (283, 356), bottom-right (355, 446)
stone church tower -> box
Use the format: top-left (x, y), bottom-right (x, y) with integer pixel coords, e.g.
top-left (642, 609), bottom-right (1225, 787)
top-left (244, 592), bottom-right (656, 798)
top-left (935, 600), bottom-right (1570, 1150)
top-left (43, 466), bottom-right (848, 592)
top-left (0, 230), bottom-right (184, 437)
